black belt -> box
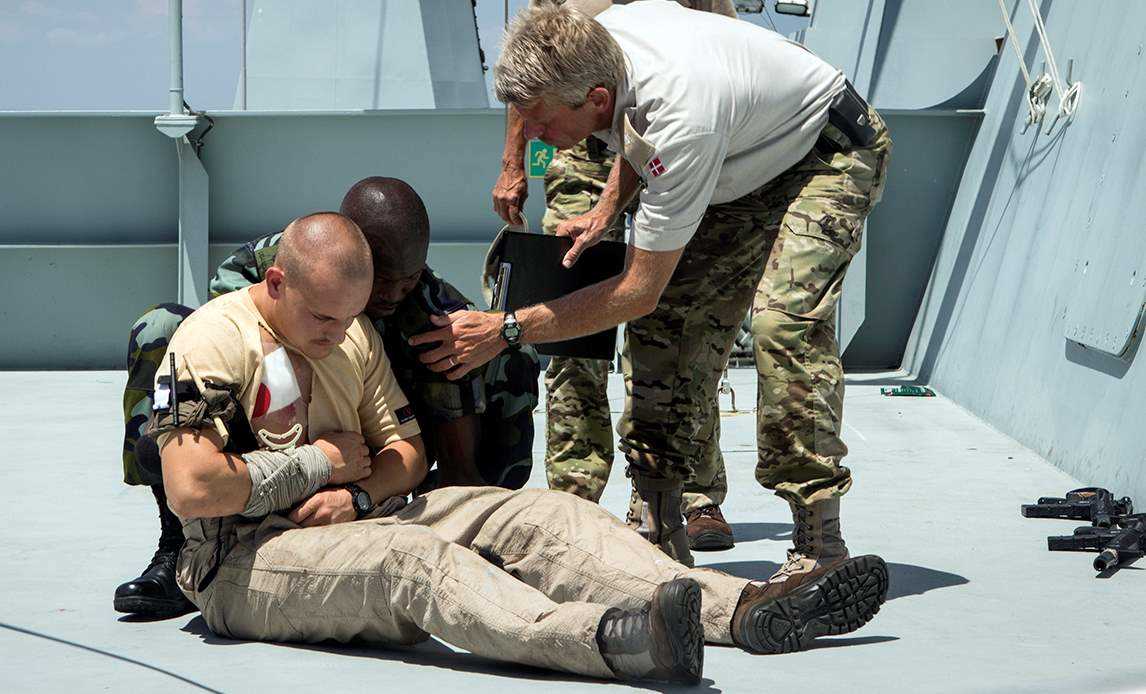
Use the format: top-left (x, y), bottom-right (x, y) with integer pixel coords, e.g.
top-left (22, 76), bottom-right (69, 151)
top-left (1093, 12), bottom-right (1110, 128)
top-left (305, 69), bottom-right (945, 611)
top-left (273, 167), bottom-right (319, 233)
top-left (823, 80), bottom-right (877, 150)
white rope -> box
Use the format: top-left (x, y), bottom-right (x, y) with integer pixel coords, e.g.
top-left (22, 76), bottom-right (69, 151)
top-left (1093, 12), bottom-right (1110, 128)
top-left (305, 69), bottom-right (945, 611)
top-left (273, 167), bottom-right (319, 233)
top-left (998, 0), bottom-right (1047, 129)
top-left (998, 0), bottom-right (1032, 88)
top-left (1025, 0), bottom-right (1082, 130)
top-left (997, 0), bottom-right (1081, 133)
top-left (1027, 0), bottom-right (1067, 98)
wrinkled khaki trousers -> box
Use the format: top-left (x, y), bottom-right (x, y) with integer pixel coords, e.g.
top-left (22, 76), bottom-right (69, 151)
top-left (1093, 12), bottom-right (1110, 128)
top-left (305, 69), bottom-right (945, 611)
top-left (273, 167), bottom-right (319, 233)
top-left (188, 487), bottom-right (748, 679)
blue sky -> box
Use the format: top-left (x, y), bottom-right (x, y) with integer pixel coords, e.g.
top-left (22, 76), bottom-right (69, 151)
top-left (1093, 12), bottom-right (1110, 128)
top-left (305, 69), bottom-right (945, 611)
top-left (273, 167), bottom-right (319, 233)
top-left (0, 1), bottom-right (807, 111)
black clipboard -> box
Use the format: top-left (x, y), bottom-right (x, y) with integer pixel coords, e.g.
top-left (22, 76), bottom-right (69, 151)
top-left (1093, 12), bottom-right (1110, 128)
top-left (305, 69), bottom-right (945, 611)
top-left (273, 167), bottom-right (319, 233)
top-left (488, 230), bottom-right (627, 359)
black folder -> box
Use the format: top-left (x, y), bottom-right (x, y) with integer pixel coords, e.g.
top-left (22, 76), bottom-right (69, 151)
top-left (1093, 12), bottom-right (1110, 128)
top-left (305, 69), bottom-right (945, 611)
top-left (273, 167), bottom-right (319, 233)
top-left (488, 230), bottom-right (628, 359)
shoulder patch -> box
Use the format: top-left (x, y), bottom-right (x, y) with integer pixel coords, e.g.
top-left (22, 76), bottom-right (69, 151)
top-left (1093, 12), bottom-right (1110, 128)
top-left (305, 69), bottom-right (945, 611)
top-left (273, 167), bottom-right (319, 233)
top-left (395, 404), bottom-right (416, 424)
top-left (622, 113), bottom-right (657, 175)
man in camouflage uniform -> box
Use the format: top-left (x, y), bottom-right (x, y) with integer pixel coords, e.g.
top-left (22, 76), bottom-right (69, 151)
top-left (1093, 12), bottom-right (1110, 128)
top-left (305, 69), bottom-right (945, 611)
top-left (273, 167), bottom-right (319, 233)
top-left (422, 4), bottom-right (892, 585)
top-left (115, 177), bottom-right (540, 618)
top-left (492, 0), bottom-right (738, 552)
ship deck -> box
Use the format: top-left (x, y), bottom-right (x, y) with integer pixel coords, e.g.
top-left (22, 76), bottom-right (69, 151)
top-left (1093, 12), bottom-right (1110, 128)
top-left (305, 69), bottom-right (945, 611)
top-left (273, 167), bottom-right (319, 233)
top-left (1, 369), bottom-right (1143, 693)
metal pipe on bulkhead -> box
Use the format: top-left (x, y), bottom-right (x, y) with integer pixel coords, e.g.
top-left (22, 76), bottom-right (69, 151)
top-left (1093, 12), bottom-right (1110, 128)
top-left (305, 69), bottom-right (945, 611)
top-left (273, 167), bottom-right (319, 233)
top-left (167, 0), bottom-right (185, 115)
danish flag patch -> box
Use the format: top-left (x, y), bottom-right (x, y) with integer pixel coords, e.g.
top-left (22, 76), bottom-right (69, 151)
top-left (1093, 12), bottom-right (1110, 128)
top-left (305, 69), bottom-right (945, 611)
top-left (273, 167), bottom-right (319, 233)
top-left (647, 157), bottom-right (667, 177)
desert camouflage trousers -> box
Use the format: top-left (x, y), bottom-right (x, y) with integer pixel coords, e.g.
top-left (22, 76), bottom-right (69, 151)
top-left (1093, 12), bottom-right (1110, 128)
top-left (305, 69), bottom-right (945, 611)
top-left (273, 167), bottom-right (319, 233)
top-left (121, 304), bottom-right (537, 489)
top-left (185, 487), bottom-right (749, 678)
top-left (620, 110), bottom-right (892, 506)
top-left (541, 139), bottom-right (728, 513)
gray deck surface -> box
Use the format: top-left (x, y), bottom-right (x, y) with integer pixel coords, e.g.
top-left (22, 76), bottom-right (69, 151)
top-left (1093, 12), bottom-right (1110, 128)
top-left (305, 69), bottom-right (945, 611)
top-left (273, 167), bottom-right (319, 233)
top-left (1, 369), bottom-right (1143, 693)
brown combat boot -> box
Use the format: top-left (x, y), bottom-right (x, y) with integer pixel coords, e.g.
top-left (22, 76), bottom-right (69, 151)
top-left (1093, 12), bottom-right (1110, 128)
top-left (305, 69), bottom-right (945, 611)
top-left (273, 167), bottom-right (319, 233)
top-left (758, 497), bottom-right (850, 600)
top-left (730, 555), bottom-right (889, 653)
top-left (686, 505), bottom-right (735, 551)
top-left (597, 578), bottom-right (704, 684)
top-left (632, 471), bottom-right (694, 567)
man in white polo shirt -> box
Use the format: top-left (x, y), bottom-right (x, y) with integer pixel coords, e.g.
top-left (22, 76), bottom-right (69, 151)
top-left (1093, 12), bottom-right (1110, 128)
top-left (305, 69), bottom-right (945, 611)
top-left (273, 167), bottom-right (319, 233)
top-left (412, 2), bottom-right (892, 594)
top-left (492, 0), bottom-right (742, 557)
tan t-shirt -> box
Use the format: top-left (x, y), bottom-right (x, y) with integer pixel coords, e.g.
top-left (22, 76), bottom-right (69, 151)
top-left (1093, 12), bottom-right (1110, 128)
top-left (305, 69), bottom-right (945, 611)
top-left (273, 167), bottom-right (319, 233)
top-left (158, 288), bottom-right (421, 597)
top-left (156, 288), bottom-right (420, 454)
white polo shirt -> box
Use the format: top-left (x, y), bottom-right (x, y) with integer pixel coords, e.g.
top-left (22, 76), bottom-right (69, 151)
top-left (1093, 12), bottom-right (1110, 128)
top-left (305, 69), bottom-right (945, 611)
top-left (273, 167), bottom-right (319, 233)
top-left (592, 1), bottom-right (845, 252)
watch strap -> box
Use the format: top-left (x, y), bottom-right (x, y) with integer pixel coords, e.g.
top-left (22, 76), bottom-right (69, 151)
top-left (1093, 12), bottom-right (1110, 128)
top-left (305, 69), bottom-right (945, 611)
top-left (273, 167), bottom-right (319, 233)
top-left (344, 483), bottom-right (373, 519)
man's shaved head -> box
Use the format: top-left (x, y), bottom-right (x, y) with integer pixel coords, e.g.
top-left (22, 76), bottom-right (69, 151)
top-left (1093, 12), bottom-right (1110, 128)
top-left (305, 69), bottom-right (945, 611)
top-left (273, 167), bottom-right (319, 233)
top-left (339, 177), bottom-right (430, 277)
top-left (276, 211), bottom-right (373, 291)
top-left (256, 212), bottom-right (373, 359)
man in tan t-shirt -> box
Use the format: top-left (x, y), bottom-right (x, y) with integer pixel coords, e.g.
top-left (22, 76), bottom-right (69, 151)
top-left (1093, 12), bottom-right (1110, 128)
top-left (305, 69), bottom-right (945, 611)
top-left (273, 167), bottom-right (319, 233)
top-left (152, 212), bottom-right (887, 683)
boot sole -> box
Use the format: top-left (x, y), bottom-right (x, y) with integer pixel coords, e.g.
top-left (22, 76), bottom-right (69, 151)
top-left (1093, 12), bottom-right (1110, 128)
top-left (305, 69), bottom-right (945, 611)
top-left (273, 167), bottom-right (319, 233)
top-left (113, 595), bottom-right (197, 619)
top-left (654, 578), bottom-right (704, 685)
top-left (689, 530), bottom-right (734, 551)
top-left (740, 555), bottom-right (888, 654)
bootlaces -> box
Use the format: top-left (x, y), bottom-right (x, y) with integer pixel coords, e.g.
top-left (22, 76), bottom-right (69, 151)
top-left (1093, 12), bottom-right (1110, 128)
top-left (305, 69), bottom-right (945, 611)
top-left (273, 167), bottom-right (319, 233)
top-left (792, 505), bottom-right (814, 553)
top-left (775, 549), bottom-right (813, 578)
top-left (153, 494), bottom-right (184, 567)
top-left (600, 609), bottom-right (650, 652)
top-left (141, 545), bottom-right (179, 576)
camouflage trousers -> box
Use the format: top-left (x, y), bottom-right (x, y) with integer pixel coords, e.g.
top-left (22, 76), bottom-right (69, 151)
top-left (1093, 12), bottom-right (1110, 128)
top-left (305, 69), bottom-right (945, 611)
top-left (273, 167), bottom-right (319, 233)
top-left (122, 303), bottom-right (195, 485)
top-left (620, 110), bottom-right (892, 506)
top-left (121, 305), bottom-right (537, 489)
top-left (541, 138), bottom-right (727, 512)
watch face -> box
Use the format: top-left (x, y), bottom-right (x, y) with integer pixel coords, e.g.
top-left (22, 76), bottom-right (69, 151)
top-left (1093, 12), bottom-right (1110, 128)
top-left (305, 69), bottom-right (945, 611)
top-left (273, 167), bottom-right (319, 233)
top-left (354, 491), bottom-right (371, 512)
top-left (503, 314), bottom-right (522, 343)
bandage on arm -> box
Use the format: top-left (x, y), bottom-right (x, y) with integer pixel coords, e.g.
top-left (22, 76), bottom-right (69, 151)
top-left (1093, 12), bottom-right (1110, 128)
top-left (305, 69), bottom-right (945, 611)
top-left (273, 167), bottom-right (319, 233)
top-left (240, 445), bottom-right (333, 518)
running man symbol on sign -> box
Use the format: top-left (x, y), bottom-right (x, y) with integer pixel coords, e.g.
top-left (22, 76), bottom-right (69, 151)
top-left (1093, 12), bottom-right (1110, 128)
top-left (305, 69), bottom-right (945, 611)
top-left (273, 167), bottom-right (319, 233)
top-left (527, 139), bottom-right (556, 178)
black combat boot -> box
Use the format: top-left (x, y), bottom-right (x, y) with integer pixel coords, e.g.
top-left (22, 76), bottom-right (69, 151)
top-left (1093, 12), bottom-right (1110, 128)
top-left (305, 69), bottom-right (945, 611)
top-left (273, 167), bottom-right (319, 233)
top-left (113, 485), bottom-right (196, 619)
top-left (632, 470), bottom-right (693, 567)
top-left (597, 578), bottom-right (703, 684)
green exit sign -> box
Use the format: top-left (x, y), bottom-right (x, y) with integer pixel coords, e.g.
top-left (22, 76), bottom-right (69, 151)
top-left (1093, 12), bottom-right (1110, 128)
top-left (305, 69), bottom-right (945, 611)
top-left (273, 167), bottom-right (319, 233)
top-left (527, 139), bottom-right (556, 178)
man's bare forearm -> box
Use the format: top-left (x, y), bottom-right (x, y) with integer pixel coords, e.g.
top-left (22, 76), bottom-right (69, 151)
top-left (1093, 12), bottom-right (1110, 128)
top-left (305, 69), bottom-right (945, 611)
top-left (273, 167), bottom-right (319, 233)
top-left (358, 435), bottom-right (428, 502)
top-left (502, 108), bottom-right (527, 172)
top-left (594, 154), bottom-right (642, 222)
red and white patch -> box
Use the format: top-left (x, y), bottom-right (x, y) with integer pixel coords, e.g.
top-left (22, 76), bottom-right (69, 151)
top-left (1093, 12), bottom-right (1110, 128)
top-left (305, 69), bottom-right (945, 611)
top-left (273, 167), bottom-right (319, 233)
top-left (252, 347), bottom-right (301, 417)
top-left (647, 157), bottom-right (667, 177)
top-left (251, 345), bottom-right (307, 450)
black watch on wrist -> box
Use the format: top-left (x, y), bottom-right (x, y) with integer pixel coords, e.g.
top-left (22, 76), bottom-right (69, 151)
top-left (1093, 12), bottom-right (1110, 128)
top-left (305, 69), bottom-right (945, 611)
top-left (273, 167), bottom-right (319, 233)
top-left (501, 311), bottom-right (523, 348)
top-left (344, 483), bottom-right (374, 519)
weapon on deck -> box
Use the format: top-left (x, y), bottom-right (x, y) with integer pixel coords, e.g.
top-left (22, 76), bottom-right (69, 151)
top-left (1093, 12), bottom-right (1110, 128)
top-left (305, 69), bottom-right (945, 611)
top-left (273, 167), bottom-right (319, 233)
top-left (1021, 487), bottom-right (1132, 527)
top-left (1047, 514), bottom-right (1146, 571)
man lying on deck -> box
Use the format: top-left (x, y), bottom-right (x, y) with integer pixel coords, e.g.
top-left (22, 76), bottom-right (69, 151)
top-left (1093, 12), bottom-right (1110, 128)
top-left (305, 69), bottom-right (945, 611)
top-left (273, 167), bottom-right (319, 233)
top-left (115, 177), bottom-right (540, 619)
top-left (149, 212), bottom-right (888, 683)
